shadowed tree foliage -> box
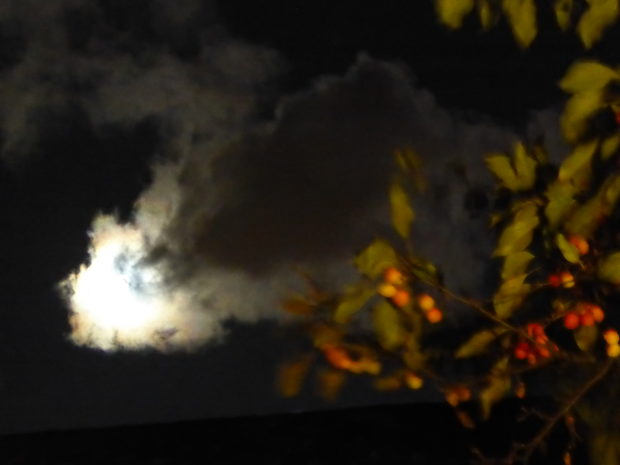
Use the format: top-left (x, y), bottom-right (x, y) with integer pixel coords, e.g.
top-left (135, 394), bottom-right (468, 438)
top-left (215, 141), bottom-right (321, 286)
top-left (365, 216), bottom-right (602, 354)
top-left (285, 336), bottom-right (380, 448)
top-left (277, 5), bottom-right (620, 465)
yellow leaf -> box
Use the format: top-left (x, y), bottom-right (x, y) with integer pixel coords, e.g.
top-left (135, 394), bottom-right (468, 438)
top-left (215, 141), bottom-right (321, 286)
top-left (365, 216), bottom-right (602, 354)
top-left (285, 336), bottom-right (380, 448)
top-left (577, 0), bottom-right (619, 49)
top-left (502, 0), bottom-right (537, 48)
top-left (478, 0), bottom-right (495, 29)
top-left (372, 300), bottom-right (406, 350)
top-left (485, 154), bottom-right (519, 190)
top-left (602, 133), bottom-right (620, 160)
top-left (455, 327), bottom-right (507, 358)
top-left (494, 203), bottom-right (539, 256)
top-left (310, 323), bottom-right (342, 349)
top-left (554, 0), bottom-right (574, 30)
top-left (493, 273), bottom-right (530, 319)
top-left (276, 355), bottom-right (312, 397)
top-left (604, 174), bottom-right (620, 206)
top-left (556, 233), bottom-right (581, 264)
top-left (435, 0), bottom-right (475, 28)
top-left (559, 140), bottom-right (598, 185)
top-left (545, 181), bottom-right (577, 228)
top-left (333, 284), bottom-right (376, 324)
top-left (480, 357), bottom-right (511, 419)
top-left (598, 251), bottom-right (620, 284)
top-left (561, 91), bottom-right (604, 143)
top-left (559, 60), bottom-right (619, 93)
top-left (389, 180), bottom-right (415, 238)
top-left (574, 325), bottom-right (598, 352)
top-left (513, 142), bottom-right (537, 189)
top-left (394, 147), bottom-right (426, 191)
top-left (501, 251), bottom-right (535, 280)
top-left (354, 239), bottom-right (399, 279)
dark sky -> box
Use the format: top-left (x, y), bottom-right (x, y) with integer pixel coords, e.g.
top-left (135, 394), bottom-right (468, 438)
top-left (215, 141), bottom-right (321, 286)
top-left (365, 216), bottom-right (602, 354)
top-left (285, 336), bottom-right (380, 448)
top-left (0, 0), bottom-right (617, 435)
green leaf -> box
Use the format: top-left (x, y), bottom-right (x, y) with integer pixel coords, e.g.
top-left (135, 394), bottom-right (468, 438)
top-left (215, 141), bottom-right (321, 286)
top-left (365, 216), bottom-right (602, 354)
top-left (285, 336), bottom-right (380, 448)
top-left (355, 239), bottom-right (399, 279)
top-left (435, 0), bottom-right (475, 28)
top-left (485, 154), bottom-right (519, 191)
top-left (598, 251), bottom-right (620, 284)
top-left (389, 180), bottom-right (415, 238)
top-left (589, 431), bottom-right (620, 465)
top-left (559, 60), bottom-right (619, 93)
top-left (565, 195), bottom-right (605, 238)
top-left (333, 284), bottom-right (376, 324)
top-left (493, 273), bottom-right (530, 319)
top-left (574, 325), bottom-right (598, 352)
top-left (602, 133), bottom-right (620, 160)
top-left (554, 0), bottom-right (573, 30)
top-left (502, 251), bottom-right (535, 280)
top-left (558, 140), bottom-right (598, 186)
top-left (545, 181), bottom-right (578, 228)
top-left (494, 203), bottom-right (539, 256)
top-left (561, 90), bottom-right (604, 143)
top-left (513, 143), bottom-right (537, 189)
top-left (479, 357), bottom-right (511, 419)
top-left (502, 0), bottom-right (537, 48)
top-left (577, 0), bottom-right (619, 49)
top-left (372, 300), bottom-right (406, 350)
top-left (556, 233), bottom-right (581, 264)
top-left (455, 327), bottom-right (507, 358)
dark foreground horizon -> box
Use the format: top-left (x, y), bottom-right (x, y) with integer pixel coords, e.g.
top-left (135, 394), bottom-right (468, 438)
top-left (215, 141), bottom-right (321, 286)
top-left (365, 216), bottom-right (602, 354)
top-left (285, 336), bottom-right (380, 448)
top-left (2, 398), bottom-right (586, 465)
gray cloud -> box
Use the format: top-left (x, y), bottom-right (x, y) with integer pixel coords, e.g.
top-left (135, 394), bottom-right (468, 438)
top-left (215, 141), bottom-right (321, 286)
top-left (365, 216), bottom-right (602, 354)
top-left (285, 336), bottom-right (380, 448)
top-left (1, 0), bottom-right (541, 350)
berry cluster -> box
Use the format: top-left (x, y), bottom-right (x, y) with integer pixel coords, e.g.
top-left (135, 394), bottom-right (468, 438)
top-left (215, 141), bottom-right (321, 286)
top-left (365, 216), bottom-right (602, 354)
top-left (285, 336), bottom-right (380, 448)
top-left (377, 267), bottom-right (410, 307)
top-left (416, 293), bottom-right (443, 323)
top-left (377, 268), bottom-right (443, 323)
top-left (604, 329), bottom-right (620, 358)
top-left (513, 323), bottom-right (558, 364)
top-left (444, 386), bottom-right (472, 407)
top-left (548, 270), bottom-right (576, 288)
top-left (563, 302), bottom-right (605, 330)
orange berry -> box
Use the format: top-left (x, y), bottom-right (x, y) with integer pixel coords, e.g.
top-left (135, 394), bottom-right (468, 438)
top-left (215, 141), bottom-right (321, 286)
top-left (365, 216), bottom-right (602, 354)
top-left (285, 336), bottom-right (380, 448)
top-left (527, 353), bottom-right (537, 365)
top-left (580, 312), bottom-right (595, 327)
top-left (527, 323), bottom-right (545, 338)
top-left (417, 293), bottom-right (435, 312)
top-left (457, 387), bottom-right (471, 402)
top-left (514, 341), bottom-right (530, 360)
top-left (564, 312), bottom-right (580, 330)
top-left (445, 389), bottom-right (460, 407)
top-left (537, 346), bottom-right (551, 359)
top-left (404, 372), bottom-right (424, 390)
top-left (391, 289), bottom-right (410, 308)
top-left (560, 271), bottom-right (575, 288)
top-left (425, 307), bottom-right (443, 323)
top-left (607, 344), bottom-right (620, 358)
top-left (377, 283), bottom-right (397, 298)
top-left (604, 329), bottom-right (620, 345)
top-left (383, 267), bottom-right (405, 285)
top-left (588, 304), bottom-right (605, 323)
top-left (568, 235), bottom-right (589, 255)
top-left (548, 274), bottom-right (562, 288)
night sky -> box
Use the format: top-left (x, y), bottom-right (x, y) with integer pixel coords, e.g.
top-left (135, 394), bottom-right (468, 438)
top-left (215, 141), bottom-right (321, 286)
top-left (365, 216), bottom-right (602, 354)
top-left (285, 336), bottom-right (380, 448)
top-left (1, 0), bottom-right (618, 435)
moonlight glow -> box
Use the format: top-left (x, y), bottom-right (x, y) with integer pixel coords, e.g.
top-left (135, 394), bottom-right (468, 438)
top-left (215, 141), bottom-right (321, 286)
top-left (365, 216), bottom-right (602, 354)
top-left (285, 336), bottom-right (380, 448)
top-left (60, 215), bottom-right (178, 350)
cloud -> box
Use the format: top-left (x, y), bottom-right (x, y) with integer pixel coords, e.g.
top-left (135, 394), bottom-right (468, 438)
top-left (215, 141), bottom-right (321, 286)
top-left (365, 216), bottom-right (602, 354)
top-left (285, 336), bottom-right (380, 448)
top-left (1, 0), bottom-right (532, 351)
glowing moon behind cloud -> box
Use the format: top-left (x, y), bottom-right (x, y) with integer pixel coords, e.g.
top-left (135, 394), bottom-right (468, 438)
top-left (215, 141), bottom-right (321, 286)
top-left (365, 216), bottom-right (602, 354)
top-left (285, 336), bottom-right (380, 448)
top-left (60, 215), bottom-right (180, 351)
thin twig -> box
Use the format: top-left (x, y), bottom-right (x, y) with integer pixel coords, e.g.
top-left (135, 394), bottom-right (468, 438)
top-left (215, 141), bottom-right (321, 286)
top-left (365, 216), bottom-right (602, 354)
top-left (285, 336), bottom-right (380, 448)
top-left (517, 358), bottom-right (616, 464)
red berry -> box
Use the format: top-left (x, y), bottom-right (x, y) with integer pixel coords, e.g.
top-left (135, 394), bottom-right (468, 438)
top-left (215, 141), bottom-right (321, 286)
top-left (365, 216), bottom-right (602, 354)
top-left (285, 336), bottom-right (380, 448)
top-left (548, 274), bottom-right (562, 288)
top-left (581, 312), bottom-right (595, 327)
top-left (527, 323), bottom-right (545, 338)
top-left (514, 341), bottom-right (530, 360)
top-left (564, 312), bottom-right (580, 330)
top-left (391, 289), bottom-right (410, 308)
